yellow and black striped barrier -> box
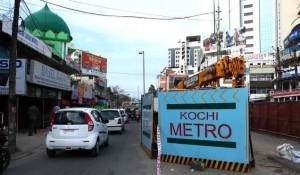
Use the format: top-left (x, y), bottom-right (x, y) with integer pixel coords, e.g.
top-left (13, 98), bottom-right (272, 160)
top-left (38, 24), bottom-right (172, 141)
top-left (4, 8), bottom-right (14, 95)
top-left (161, 154), bottom-right (250, 173)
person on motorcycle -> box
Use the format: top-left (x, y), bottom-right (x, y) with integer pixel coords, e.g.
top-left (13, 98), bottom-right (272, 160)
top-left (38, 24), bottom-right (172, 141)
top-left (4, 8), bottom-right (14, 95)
top-left (135, 109), bottom-right (140, 122)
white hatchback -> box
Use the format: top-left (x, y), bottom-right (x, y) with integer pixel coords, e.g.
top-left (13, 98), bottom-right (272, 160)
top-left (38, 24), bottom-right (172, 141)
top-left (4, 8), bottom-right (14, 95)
top-left (119, 109), bottom-right (129, 123)
top-left (45, 107), bottom-right (109, 157)
top-left (100, 109), bottom-right (125, 134)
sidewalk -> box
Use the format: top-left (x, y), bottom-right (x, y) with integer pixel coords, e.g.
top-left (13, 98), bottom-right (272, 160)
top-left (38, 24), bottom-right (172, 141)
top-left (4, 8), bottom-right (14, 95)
top-left (11, 128), bottom-right (48, 161)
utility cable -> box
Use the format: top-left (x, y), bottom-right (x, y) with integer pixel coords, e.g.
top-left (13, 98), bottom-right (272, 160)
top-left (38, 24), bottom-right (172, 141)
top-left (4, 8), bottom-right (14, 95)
top-left (40, 0), bottom-right (213, 20)
top-left (21, 0), bottom-right (56, 57)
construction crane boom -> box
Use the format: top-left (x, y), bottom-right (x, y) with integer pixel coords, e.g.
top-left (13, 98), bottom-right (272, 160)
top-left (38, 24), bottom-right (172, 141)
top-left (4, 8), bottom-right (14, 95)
top-left (176, 56), bottom-right (245, 89)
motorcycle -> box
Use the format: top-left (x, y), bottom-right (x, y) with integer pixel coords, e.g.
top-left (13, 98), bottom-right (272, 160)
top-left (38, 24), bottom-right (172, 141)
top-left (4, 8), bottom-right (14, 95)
top-left (0, 124), bottom-right (10, 174)
top-left (135, 114), bottom-right (140, 122)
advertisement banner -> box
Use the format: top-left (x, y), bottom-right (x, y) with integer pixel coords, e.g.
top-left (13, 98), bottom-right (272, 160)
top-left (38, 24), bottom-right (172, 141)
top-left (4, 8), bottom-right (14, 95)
top-left (71, 85), bottom-right (78, 99)
top-left (83, 84), bottom-right (92, 99)
top-left (0, 59), bottom-right (27, 95)
top-left (224, 27), bottom-right (246, 48)
top-left (29, 60), bottom-right (71, 91)
top-left (2, 17), bottom-right (52, 58)
top-left (158, 88), bottom-right (249, 163)
top-left (142, 93), bottom-right (153, 151)
top-left (202, 32), bottom-right (224, 53)
top-left (95, 77), bottom-right (107, 87)
top-left (78, 83), bottom-right (84, 98)
top-left (81, 51), bottom-right (107, 78)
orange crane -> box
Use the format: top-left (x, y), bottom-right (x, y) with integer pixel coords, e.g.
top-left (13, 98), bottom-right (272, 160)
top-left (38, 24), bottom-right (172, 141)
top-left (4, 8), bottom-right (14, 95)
top-left (176, 56), bottom-right (245, 89)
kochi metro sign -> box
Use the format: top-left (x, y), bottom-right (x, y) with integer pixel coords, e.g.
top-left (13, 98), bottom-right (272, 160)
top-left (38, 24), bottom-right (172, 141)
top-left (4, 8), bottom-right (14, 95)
top-left (158, 87), bottom-right (249, 164)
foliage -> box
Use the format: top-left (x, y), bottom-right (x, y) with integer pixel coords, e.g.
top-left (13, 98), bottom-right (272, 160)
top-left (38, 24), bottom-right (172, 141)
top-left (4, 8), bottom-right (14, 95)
top-left (148, 84), bottom-right (157, 96)
top-left (106, 86), bottom-right (130, 108)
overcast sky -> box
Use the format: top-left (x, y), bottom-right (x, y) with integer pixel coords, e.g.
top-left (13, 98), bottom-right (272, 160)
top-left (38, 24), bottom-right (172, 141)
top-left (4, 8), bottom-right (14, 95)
top-left (2, 0), bottom-right (240, 99)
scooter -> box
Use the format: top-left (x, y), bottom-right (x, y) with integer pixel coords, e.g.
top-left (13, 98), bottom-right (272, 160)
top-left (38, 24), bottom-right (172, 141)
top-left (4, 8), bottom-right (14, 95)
top-left (0, 124), bottom-right (10, 174)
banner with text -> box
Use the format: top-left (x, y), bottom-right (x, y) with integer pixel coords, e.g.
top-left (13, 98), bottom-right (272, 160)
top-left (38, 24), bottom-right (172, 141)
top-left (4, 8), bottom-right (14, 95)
top-left (0, 59), bottom-right (27, 95)
top-left (158, 88), bottom-right (249, 163)
top-left (29, 60), bottom-right (71, 91)
top-left (81, 51), bottom-right (107, 78)
top-left (142, 93), bottom-right (153, 151)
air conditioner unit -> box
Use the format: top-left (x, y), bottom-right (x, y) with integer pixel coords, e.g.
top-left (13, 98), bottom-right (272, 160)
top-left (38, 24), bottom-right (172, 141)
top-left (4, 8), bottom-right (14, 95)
top-left (269, 90), bottom-right (274, 95)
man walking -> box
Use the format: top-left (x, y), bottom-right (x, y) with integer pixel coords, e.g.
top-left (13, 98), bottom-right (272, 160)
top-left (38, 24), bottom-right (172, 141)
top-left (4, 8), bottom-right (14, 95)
top-left (27, 103), bottom-right (39, 136)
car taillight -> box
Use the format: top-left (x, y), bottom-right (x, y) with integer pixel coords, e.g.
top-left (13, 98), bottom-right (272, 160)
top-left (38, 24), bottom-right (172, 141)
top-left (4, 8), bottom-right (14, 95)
top-left (49, 115), bottom-right (56, 132)
top-left (118, 118), bottom-right (122, 124)
top-left (85, 113), bottom-right (94, 132)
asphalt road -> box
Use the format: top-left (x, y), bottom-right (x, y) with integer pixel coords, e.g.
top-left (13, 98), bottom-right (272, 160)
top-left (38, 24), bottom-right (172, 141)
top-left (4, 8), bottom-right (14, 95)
top-left (5, 121), bottom-right (300, 175)
top-left (7, 121), bottom-right (157, 175)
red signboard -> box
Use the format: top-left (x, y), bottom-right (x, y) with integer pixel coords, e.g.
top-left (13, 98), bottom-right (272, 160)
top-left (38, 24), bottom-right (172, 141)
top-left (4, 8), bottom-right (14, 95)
top-left (81, 51), bottom-right (107, 73)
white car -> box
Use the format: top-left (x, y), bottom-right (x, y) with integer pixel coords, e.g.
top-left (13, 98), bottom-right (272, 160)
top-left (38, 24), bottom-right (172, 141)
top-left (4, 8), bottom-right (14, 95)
top-left (45, 107), bottom-right (109, 157)
top-left (100, 109), bottom-right (125, 134)
top-left (119, 109), bottom-right (128, 123)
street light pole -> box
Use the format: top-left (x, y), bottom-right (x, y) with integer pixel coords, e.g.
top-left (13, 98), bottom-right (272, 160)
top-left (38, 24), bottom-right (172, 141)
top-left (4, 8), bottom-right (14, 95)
top-left (139, 51), bottom-right (145, 95)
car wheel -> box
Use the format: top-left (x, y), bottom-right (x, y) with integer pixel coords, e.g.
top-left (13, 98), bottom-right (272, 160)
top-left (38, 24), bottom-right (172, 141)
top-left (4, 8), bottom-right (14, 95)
top-left (46, 148), bottom-right (56, 158)
top-left (90, 139), bottom-right (100, 157)
top-left (104, 135), bottom-right (109, 147)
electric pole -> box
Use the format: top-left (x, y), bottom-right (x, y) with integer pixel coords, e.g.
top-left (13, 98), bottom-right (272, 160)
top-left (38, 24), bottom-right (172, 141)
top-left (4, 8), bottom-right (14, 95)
top-left (8, 0), bottom-right (20, 152)
top-left (216, 0), bottom-right (221, 61)
top-left (293, 44), bottom-right (298, 89)
top-left (276, 46), bottom-right (282, 91)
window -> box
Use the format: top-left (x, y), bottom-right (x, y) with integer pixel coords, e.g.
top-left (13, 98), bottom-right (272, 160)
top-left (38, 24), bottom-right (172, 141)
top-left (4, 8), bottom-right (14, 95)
top-left (54, 112), bottom-right (87, 125)
top-left (250, 75), bottom-right (257, 81)
top-left (258, 75), bottom-right (265, 80)
top-left (250, 89), bottom-right (256, 94)
top-left (244, 4), bottom-right (253, 8)
top-left (244, 20), bottom-right (253, 24)
top-left (246, 44), bottom-right (254, 48)
top-left (246, 28), bottom-right (253, 32)
top-left (89, 75), bottom-right (93, 80)
top-left (246, 36), bottom-right (253, 39)
top-left (244, 12), bottom-right (253, 16)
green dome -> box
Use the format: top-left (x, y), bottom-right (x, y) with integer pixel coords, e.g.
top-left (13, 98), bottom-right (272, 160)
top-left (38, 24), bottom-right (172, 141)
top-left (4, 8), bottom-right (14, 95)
top-left (24, 4), bottom-right (71, 37)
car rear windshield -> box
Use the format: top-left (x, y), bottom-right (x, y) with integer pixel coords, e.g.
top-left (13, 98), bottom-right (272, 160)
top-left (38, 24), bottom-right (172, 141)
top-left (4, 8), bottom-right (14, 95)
top-left (53, 111), bottom-right (87, 125)
top-left (100, 110), bottom-right (120, 120)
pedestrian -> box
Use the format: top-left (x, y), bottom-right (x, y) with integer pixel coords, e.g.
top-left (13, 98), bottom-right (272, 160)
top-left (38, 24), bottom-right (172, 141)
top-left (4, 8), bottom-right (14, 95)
top-left (27, 103), bottom-right (39, 136)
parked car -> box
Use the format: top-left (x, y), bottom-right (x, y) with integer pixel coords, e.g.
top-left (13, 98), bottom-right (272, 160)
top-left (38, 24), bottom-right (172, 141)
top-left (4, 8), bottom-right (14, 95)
top-left (119, 109), bottom-right (128, 123)
top-left (45, 107), bottom-right (109, 158)
top-left (100, 109), bottom-right (125, 134)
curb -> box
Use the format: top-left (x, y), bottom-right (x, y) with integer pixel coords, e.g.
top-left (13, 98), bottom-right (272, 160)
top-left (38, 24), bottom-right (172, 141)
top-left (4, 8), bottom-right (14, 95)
top-left (11, 151), bottom-right (33, 161)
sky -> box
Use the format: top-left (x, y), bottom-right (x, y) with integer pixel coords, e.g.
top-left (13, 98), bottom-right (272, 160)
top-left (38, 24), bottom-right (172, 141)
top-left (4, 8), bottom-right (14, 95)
top-left (1, 0), bottom-right (239, 99)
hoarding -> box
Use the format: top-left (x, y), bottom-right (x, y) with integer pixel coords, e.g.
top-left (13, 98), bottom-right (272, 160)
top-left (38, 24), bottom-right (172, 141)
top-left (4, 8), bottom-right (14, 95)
top-left (141, 93), bottom-right (153, 151)
top-left (224, 27), bottom-right (246, 48)
top-left (2, 17), bottom-right (52, 58)
top-left (0, 59), bottom-right (27, 95)
top-left (158, 88), bottom-right (249, 164)
top-left (29, 60), bottom-right (71, 91)
top-left (81, 51), bottom-right (107, 78)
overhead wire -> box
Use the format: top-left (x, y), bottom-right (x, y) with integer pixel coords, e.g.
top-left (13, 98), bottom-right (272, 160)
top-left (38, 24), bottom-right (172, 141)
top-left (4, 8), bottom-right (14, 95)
top-left (21, 0), bottom-right (56, 57)
top-left (66, 0), bottom-right (205, 21)
top-left (40, 0), bottom-right (213, 21)
top-left (108, 71), bottom-right (157, 76)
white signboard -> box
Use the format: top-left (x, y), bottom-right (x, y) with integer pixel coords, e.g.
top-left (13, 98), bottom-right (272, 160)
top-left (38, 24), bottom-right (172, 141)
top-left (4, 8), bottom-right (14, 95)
top-left (0, 59), bottom-right (27, 95)
top-left (29, 60), bottom-right (71, 91)
top-left (83, 84), bottom-right (92, 99)
top-left (2, 17), bottom-right (52, 58)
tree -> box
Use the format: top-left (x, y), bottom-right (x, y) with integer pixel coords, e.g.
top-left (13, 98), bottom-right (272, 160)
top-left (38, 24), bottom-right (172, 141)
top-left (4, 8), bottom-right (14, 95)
top-left (106, 86), bottom-right (130, 108)
top-left (148, 84), bottom-right (157, 97)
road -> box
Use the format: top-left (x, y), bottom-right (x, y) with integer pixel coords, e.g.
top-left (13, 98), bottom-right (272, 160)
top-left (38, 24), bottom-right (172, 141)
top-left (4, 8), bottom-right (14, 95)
top-left (6, 121), bottom-right (300, 175)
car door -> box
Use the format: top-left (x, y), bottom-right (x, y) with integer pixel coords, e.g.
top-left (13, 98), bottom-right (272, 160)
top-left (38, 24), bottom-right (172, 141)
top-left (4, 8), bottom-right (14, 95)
top-left (94, 110), bottom-right (107, 144)
top-left (91, 110), bottom-right (101, 139)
